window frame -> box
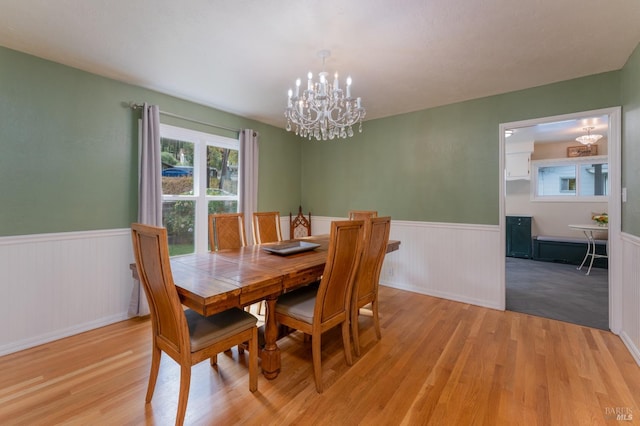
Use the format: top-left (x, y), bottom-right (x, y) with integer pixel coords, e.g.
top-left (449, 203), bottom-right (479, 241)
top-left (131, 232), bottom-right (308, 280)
top-left (160, 123), bottom-right (240, 254)
top-left (530, 155), bottom-right (608, 202)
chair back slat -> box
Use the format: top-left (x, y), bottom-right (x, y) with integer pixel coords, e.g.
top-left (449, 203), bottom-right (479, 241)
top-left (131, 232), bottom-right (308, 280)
top-left (209, 213), bottom-right (247, 251)
top-left (348, 210), bottom-right (378, 221)
top-left (131, 224), bottom-right (188, 356)
top-left (253, 211), bottom-right (283, 245)
top-left (354, 217), bottom-right (391, 304)
top-left (315, 220), bottom-right (364, 323)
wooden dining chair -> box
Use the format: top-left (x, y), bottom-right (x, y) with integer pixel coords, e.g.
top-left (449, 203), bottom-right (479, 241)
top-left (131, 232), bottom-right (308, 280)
top-left (289, 206), bottom-right (312, 239)
top-left (208, 212), bottom-right (247, 251)
top-left (131, 223), bottom-right (258, 426)
top-left (252, 211), bottom-right (283, 244)
top-left (275, 220), bottom-right (365, 393)
top-left (350, 216), bottom-right (391, 356)
top-left (348, 210), bottom-right (378, 221)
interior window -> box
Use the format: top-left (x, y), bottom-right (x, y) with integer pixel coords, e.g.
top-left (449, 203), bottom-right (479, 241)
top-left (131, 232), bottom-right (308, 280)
top-left (579, 163), bottom-right (608, 196)
top-left (531, 156), bottom-right (608, 201)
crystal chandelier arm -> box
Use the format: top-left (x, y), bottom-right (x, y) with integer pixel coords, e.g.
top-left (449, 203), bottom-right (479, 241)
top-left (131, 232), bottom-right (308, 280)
top-left (285, 101), bottom-right (321, 127)
top-left (325, 109), bottom-right (364, 128)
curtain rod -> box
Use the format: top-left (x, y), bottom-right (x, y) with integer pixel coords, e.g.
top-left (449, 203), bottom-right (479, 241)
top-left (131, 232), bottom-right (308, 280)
top-left (129, 102), bottom-right (240, 134)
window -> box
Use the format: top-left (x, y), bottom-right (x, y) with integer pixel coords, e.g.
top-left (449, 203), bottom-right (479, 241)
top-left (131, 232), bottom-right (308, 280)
top-left (559, 176), bottom-right (576, 193)
top-left (531, 156), bottom-right (608, 201)
top-left (160, 124), bottom-right (239, 255)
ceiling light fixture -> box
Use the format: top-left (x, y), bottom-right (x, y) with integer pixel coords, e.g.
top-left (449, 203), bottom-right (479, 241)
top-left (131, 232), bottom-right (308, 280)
top-left (285, 50), bottom-right (366, 140)
top-left (575, 126), bottom-right (603, 145)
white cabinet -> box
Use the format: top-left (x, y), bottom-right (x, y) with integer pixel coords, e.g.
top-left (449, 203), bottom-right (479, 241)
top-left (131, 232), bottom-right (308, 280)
top-left (505, 140), bottom-right (534, 181)
top-left (506, 152), bottom-right (530, 180)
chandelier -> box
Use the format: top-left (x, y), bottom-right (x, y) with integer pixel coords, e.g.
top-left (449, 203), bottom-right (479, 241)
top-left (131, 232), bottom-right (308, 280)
top-left (576, 126), bottom-right (603, 145)
top-left (285, 50), bottom-right (366, 140)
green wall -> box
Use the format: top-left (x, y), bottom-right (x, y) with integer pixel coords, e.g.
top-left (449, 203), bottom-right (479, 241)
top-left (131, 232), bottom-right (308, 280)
top-left (621, 43), bottom-right (640, 237)
top-left (2, 43), bottom-right (638, 237)
top-left (301, 72), bottom-right (622, 225)
top-left (0, 47), bottom-right (301, 236)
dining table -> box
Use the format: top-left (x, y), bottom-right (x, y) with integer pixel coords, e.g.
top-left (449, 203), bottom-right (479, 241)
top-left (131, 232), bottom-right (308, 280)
top-left (131, 234), bottom-right (400, 379)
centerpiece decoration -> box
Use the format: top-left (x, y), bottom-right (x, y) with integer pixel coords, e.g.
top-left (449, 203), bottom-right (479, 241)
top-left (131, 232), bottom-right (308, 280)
top-left (592, 213), bottom-right (608, 226)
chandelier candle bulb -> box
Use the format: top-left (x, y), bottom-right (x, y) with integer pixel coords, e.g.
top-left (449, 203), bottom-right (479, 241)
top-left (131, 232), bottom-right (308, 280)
top-left (295, 79), bottom-right (300, 97)
top-left (334, 72), bottom-right (339, 90)
top-left (346, 76), bottom-right (352, 98)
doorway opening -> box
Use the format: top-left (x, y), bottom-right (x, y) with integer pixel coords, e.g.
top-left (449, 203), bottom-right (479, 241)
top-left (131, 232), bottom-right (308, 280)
top-left (499, 107), bottom-right (622, 331)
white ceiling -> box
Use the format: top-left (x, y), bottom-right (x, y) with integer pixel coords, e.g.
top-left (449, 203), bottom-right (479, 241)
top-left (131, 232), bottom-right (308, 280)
top-left (1, 0), bottom-right (639, 129)
top-left (507, 114), bottom-right (610, 145)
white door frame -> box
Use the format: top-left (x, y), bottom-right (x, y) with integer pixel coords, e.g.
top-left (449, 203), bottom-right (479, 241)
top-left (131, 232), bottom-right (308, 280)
top-left (498, 106), bottom-right (622, 333)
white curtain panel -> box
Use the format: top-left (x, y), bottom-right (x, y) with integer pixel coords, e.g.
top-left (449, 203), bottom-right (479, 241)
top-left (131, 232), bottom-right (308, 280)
top-left (128, 103), bottom-right (161, 316)
top-left (138, 103), bottom-right (162, 226)
top-left (239, 129), bottom-right (259, 244)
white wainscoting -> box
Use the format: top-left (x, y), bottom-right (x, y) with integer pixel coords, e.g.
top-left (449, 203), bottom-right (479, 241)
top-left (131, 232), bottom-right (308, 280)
top-left (308, 217), bottom-right (504, 310)
top-left (620, 232), bottom-right (640, 366)
top-left (4, 221), bottom-right (638, 366)
top-left (309, 216), bottom-right (640, 365)
top-left (0, 229), bottom-right (134, 356)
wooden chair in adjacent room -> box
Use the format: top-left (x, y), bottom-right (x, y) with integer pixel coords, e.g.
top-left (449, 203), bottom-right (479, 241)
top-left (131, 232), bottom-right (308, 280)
top-left (208, 212), bottom-right (247, 251)
top-left (350, 216), bottom-right (391, 357)
top-left (131, 223), bottom-right (258, 426)
top-left (348, 210), bottom-right (378, 221)
top-left (289, 206), bottom-right (312, 239)
top-left (252, 211), bottom-right (283, 244)
top-left (275, 220), bottom-right (365, 393)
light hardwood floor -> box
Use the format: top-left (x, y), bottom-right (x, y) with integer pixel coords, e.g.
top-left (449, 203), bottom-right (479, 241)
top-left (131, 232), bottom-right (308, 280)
top-left (1, 286), bottom-right (639, 425)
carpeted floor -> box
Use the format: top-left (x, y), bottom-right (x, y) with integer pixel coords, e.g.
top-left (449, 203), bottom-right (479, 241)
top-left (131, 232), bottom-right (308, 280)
top-left (505, 257), bottom-right (609, 330)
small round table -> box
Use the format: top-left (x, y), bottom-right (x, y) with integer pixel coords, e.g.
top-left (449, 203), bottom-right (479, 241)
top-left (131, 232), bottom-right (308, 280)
top-left (568, 224), bottom-right (608, 275)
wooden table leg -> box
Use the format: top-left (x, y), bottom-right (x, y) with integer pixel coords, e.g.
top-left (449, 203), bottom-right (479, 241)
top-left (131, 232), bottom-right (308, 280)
top-left (261, 295), bottom-right (281, 379)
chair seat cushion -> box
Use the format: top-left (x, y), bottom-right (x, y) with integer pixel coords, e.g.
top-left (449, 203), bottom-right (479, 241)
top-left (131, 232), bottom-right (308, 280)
top-left (185, 307), bottom-right (257, 352)
top-left (275, 285), bottom-right (318, 324)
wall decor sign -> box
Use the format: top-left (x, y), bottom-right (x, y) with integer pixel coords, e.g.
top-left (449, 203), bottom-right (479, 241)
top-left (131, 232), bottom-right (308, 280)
top-left (567, 145), bottom-right (598, 157)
